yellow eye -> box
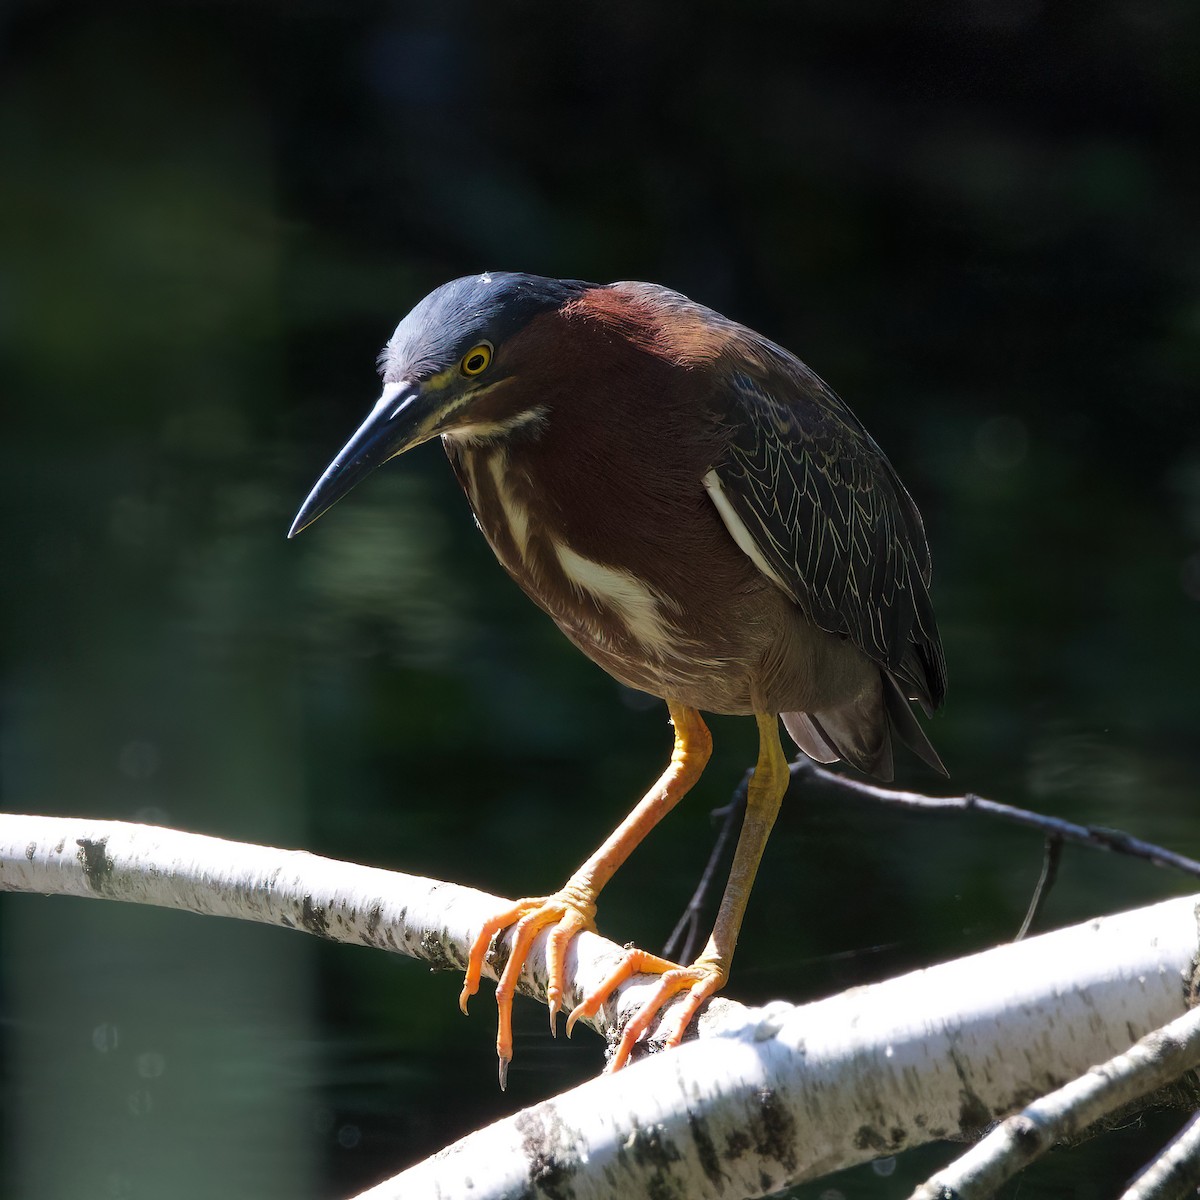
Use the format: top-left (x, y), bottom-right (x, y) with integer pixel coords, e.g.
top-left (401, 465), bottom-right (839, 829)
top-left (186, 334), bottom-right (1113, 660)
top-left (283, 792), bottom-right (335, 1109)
top-left (460, 342), bottom-right (493, 376)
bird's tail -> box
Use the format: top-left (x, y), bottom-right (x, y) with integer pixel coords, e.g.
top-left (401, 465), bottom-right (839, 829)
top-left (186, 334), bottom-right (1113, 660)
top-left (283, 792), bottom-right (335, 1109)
top-left (782, 670), bottom-right (946, 783)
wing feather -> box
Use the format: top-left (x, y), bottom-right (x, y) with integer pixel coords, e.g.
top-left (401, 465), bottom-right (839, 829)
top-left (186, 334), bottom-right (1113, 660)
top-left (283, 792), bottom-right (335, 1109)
top-left (711, 352), bottom-right (946, 711)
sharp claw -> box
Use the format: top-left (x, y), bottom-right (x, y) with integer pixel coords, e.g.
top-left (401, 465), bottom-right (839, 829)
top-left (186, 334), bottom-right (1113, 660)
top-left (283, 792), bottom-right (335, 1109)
top-left (463, 892), bottom-right (600, 1072)
top-left (564, 1006), bottom-right (581, 1038)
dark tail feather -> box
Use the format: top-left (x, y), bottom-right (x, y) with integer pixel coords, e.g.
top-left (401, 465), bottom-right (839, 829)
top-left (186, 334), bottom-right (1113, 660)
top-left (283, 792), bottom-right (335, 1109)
top-left (783, 674), bottom-right (895, 781)
top-left (782, 670), bottom-right (947, 781)
top-left (882, 671), bottom-right (948, 776)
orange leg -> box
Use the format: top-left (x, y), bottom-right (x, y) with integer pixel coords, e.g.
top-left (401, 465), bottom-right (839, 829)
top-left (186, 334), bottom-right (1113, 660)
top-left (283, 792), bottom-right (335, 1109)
top-left (566, 711), bottom-right (790, 1070)
top-left (459, 700), bottom-right (712, 1087)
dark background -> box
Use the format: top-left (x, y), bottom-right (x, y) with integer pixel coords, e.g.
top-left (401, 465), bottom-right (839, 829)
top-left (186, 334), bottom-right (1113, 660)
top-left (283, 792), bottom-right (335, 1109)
top-left (2, 2), bottom-right (1199, 1197)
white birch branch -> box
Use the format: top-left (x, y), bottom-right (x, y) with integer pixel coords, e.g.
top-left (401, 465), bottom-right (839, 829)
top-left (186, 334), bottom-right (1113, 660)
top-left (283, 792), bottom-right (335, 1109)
top-left (0, 812), bottom-right (722, 1048)
top-left (358, 894), bottom-right (1200, 1199)
top-left (4, 814), bottom-right (1200, 1200)
top-left (1122, 1113), bottom-right (1200, 1200)
top-left (910, 1005), bottom-right (1200, 1200)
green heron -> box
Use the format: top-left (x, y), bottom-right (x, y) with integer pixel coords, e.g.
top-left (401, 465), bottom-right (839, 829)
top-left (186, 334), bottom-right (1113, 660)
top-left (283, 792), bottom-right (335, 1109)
top-left (290, 272), bottom-right (946, 1083)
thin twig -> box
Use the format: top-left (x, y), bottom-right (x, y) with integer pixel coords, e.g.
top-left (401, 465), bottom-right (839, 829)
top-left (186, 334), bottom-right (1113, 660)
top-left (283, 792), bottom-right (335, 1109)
top-left (1015, 836), bottom-right (1063, 941)
top-left (795, 759), bottom-right (1200, 877)
top-left (671, 756), bottom-right (1200, 968)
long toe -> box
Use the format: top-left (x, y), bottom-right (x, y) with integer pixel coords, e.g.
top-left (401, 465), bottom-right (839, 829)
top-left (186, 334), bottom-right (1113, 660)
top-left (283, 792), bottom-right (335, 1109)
top-left (608, 961), bottom-right (727, 1072)
top-left (563, 945), bottom-right (726, 1069)
top-left (460, 891), bottom-right (598, 1077)
top-left (565, 946), bottom-right (679, 1038)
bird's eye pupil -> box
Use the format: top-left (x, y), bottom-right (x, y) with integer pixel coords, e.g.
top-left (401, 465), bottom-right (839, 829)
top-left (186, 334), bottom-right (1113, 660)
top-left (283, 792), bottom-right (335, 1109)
top-left (467, 354), bottom-right (484, 371)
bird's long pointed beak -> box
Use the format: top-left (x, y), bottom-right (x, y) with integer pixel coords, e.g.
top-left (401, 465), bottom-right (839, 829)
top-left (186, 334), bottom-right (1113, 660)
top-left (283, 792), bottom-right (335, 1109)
top-left (288, 381), bottom-right (428, 538)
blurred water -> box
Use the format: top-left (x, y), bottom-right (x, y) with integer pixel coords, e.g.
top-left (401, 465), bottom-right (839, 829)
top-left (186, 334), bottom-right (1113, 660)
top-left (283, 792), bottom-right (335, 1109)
top-left (2, 4), bottom-right (1198, 1198)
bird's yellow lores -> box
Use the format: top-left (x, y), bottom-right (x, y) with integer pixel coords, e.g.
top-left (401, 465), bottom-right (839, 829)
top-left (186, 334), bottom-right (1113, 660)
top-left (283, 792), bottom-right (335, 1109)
top-left (290, 272), bottom-right (946, 1085)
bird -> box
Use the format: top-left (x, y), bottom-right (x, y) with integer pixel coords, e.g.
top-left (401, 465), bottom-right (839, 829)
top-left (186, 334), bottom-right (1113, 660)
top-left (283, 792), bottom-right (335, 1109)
top-left (289, 271), bottom-right (947, 1085)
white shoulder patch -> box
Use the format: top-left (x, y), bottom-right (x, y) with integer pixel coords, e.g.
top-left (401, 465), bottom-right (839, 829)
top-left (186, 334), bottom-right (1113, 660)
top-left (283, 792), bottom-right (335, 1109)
top-left (553, 542), bottom-right (676, 658)
top-left (703, 468), bottom-right (797, 601)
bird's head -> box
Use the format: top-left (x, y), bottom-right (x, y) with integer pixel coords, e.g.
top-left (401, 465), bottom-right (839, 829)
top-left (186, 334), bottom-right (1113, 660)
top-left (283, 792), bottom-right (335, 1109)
top-left (288, 271), bottom-right (587, 538)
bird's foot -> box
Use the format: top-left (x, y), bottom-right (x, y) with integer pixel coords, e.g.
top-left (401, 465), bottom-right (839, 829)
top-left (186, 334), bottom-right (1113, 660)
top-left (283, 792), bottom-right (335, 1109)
top-left (459, 886), bottom-right (598, 1089)
top-left (565, 948), bottom-right (727, 1072)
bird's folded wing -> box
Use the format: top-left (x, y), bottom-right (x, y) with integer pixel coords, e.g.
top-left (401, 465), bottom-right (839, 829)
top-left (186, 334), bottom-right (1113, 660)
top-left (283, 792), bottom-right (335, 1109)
top-left (704, 349), bottom-right (946, 713)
